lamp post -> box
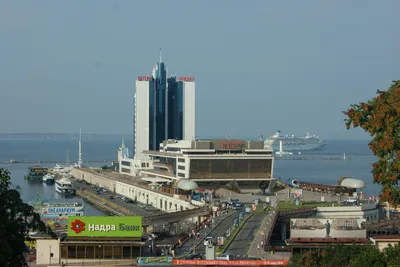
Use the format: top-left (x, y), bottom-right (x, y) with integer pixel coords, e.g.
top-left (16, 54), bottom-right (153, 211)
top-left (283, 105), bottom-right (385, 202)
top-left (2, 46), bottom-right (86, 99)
top-left (98, 245), bottom-right (102, 266)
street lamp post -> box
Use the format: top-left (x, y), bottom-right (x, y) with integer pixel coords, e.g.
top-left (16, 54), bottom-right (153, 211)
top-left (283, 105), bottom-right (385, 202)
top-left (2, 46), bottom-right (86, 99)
top-left (98, 245), bottom-right (102, 266)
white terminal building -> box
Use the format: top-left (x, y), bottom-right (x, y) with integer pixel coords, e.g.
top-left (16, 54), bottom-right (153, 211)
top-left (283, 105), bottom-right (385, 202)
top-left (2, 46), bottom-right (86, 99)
top-left (119, 139), bottom-right (276, 192)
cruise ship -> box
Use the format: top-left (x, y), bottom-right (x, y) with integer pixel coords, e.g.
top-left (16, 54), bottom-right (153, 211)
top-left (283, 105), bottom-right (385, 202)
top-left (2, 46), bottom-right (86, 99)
top-left (264, 130), bottom-right (326, 151)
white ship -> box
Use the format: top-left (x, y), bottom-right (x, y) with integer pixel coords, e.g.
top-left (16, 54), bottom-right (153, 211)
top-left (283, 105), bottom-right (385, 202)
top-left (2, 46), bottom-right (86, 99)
top-left (42, 174), bottom-right (55, 185)
top-left (264, 130), bottom-right (326, 151)
top-left (55, 177), bottom-right (76, 197)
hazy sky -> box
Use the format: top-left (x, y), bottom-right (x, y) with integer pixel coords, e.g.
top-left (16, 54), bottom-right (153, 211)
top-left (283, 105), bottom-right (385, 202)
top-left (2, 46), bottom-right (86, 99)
top-left (1, 1), bottom-right (399, 140)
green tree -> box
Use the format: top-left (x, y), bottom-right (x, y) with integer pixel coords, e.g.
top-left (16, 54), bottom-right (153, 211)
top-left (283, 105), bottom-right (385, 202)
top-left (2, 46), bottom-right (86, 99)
top-left (0, 168), bottom-right (51, 266)
top-left (384, 243), bottom-right (400, 266)
top-left (287, 250), bottom-right (323, 267)
top-left (344, 80), bottom-right (400, 205)
top-left (348, 245), bottom-right (386, 267)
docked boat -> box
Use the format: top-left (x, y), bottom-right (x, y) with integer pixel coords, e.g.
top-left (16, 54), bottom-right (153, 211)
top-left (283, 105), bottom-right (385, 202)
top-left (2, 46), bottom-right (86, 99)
top-left (33, 197), bottom-right (85, 228)
top-left (42, 174), bottom-right (55, 185)
top-left (24, 166), bottom-right (48, 180)
top-left (55, 178), bottom-right (76, 197)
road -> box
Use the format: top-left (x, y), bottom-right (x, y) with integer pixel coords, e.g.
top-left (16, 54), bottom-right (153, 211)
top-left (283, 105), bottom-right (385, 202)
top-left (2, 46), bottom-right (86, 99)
top-left (72, 179), bottom-right (158, 217)
top-left (193, 211), bottom-right (239, 256)
top-left (225, 214), bottom-right (265, 258)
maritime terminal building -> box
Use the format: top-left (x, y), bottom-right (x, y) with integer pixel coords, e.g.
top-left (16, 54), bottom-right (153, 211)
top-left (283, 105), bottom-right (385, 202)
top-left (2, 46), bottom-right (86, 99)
top-left (120, 139), bottom-right (276, 192)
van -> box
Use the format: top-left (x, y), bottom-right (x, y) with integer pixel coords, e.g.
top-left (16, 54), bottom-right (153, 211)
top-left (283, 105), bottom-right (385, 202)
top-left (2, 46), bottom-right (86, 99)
top-left (215, 254), bottom-right (233, 260)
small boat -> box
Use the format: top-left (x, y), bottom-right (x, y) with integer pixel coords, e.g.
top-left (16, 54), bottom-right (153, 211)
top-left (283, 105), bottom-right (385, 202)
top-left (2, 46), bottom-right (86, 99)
top-left (42, 174), bottom-right (55, 185)
top-left (55, 178), bottom-right (76, 197)
top-left (24, 166), bottom-right (48, 180)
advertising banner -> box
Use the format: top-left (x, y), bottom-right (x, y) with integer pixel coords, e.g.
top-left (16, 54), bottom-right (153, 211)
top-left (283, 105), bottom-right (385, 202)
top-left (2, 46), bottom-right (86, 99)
top-left (172, 259), bottom-right (289, 266)
top-left (289, 188), bottom-right (303, 199)
top-left (137, 257), bottom-right (173, 266)
top-left (217, 236), bottom-right (224, 246)
top-left (42, 206), bottom-right (83, 215)
top-left (67, 216), bottom-right (142, 237)
top-left (290, 218), bottom-right (366, 239)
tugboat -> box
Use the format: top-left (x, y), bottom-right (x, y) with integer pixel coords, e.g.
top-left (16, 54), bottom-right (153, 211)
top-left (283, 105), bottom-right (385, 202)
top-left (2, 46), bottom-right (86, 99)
top-left (42, 174), bottom-right (55, 185)
top-left (55, 177), bottom-right (76, 197)
top-left (24, 166), bottom-right (48, 180)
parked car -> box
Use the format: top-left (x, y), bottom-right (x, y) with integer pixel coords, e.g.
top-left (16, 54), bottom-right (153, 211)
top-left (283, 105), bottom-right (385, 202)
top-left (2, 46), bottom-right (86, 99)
top-left (144, 204), bottom-right (155, 211)
top-left (185, 254), bottom-right (203, 260)
top-left (345, 197), bottom-right (357, 204)
top-left (215, 254), bottom-right (233, 260)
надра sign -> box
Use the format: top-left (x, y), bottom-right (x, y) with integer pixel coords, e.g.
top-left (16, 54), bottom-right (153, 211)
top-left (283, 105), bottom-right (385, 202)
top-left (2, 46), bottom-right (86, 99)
top-left (68, 216), bottom-right (142, 237)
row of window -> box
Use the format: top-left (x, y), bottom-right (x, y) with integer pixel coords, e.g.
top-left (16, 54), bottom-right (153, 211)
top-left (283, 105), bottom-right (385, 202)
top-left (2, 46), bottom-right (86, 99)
top-left (121, 161), bottom-right (131, 167)
top-left (62, 245), bottom-right (141, 259)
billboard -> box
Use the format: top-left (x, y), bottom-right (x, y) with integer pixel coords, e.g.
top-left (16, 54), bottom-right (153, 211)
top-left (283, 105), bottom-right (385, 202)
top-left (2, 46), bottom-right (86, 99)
top-left (290, 218), bottom-right (366, 239)
top-left (67, 216), bottom-right (142, 237)
top-left (172, 259), bottom-right (289, 266)
top-left (289, 188), bottom-right (303, 199)
top-left (137, 257), bottom-right (173, 266)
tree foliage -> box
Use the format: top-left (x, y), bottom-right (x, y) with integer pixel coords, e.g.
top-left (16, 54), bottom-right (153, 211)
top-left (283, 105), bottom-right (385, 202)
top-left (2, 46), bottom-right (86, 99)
top-left (288, 244), bottom-right (400, 267)
top-left (344, 80), bottom-right (400, 205)
top-left (0, 168), bottom-right (52, 267)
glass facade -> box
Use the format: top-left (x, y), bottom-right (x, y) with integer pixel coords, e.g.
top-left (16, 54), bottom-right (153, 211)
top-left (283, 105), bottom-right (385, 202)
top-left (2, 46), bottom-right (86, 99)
top-left (189, 158), bottom-right (273, 179)
top-left (154, 62), bottom-right (166, 151)
top-left (167, 78), bottom-right (183, 140)
top-left (144, 61), bottom-right (186, 151)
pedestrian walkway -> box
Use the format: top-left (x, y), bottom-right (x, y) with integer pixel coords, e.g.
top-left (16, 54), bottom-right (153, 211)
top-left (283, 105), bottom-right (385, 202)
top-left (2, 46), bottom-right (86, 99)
top-left (247, 210), bottom-right (278, 258)
top-left (175, 210), bottom-right (236, 257)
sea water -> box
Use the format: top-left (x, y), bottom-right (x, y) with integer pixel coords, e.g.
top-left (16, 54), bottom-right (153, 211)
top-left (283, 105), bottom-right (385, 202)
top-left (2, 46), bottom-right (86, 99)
top-left (0, 134), bottom-right (380, 212)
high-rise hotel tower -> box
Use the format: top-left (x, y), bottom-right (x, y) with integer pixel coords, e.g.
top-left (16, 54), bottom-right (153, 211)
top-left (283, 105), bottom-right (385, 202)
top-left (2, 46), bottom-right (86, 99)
top-left (134, 52), bottom-right (195, 159)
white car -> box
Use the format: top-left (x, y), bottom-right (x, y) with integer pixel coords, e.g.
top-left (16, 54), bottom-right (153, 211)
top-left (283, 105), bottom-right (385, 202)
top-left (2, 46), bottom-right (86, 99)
top-left (215, 254), bottom-right (233, 260)
top-left (345, 197), bottom-right (357, 204)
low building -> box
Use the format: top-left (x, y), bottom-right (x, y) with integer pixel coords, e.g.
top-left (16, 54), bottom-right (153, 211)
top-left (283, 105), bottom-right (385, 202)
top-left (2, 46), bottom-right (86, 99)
top-left (119, 139), bottom-right (276, 192)
top-left (33, 216), bottom-right (144, 265)
top-left (370, 235), bottom-right (400, 251)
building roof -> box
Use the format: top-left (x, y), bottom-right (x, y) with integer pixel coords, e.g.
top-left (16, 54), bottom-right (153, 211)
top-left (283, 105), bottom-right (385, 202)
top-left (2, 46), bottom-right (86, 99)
top-left (340, 178), bottom-right (366, 189)
top-left (371, 235), bottom-right (400, 240)
top-left (141, 177), bottom-right (171, 183)
top-left (176, 179), bottom-right (199, 191)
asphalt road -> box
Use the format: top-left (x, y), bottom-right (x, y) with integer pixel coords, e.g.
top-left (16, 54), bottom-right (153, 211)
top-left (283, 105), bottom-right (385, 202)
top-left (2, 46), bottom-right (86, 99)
top-left (225, 214), bottom-right (265, 258)
top-left (72, 180), bottom-right (158, 217)
top-left (194, 211), bottom-right (239, 256)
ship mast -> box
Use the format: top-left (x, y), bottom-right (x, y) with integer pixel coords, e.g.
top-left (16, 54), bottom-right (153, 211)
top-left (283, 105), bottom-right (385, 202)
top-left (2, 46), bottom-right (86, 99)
top-left (78, 128), bottom-right (83, 168)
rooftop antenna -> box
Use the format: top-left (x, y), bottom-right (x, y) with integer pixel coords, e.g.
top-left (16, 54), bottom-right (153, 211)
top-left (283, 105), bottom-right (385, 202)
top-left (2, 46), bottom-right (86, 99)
top-left (159, 48), bottom-right (162, 63)
top-left (78, 128), bottom-right (83, 168)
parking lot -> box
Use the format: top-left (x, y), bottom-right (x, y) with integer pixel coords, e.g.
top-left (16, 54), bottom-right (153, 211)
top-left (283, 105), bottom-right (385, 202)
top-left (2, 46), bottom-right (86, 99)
top-left (73, 179), bottom-right (160, 217)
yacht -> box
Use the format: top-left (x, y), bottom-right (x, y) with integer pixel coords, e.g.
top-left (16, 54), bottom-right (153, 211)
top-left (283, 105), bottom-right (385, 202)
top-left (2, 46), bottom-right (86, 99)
top-left (42, 174), bottom-right (55, 185)
top-left (55, 178), bottom-right (76, 197)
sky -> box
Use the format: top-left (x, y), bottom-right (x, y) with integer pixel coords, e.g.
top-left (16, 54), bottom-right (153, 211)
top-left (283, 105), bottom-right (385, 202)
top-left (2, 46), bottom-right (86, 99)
top-left (0, 1), bottom-right (399, 140)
